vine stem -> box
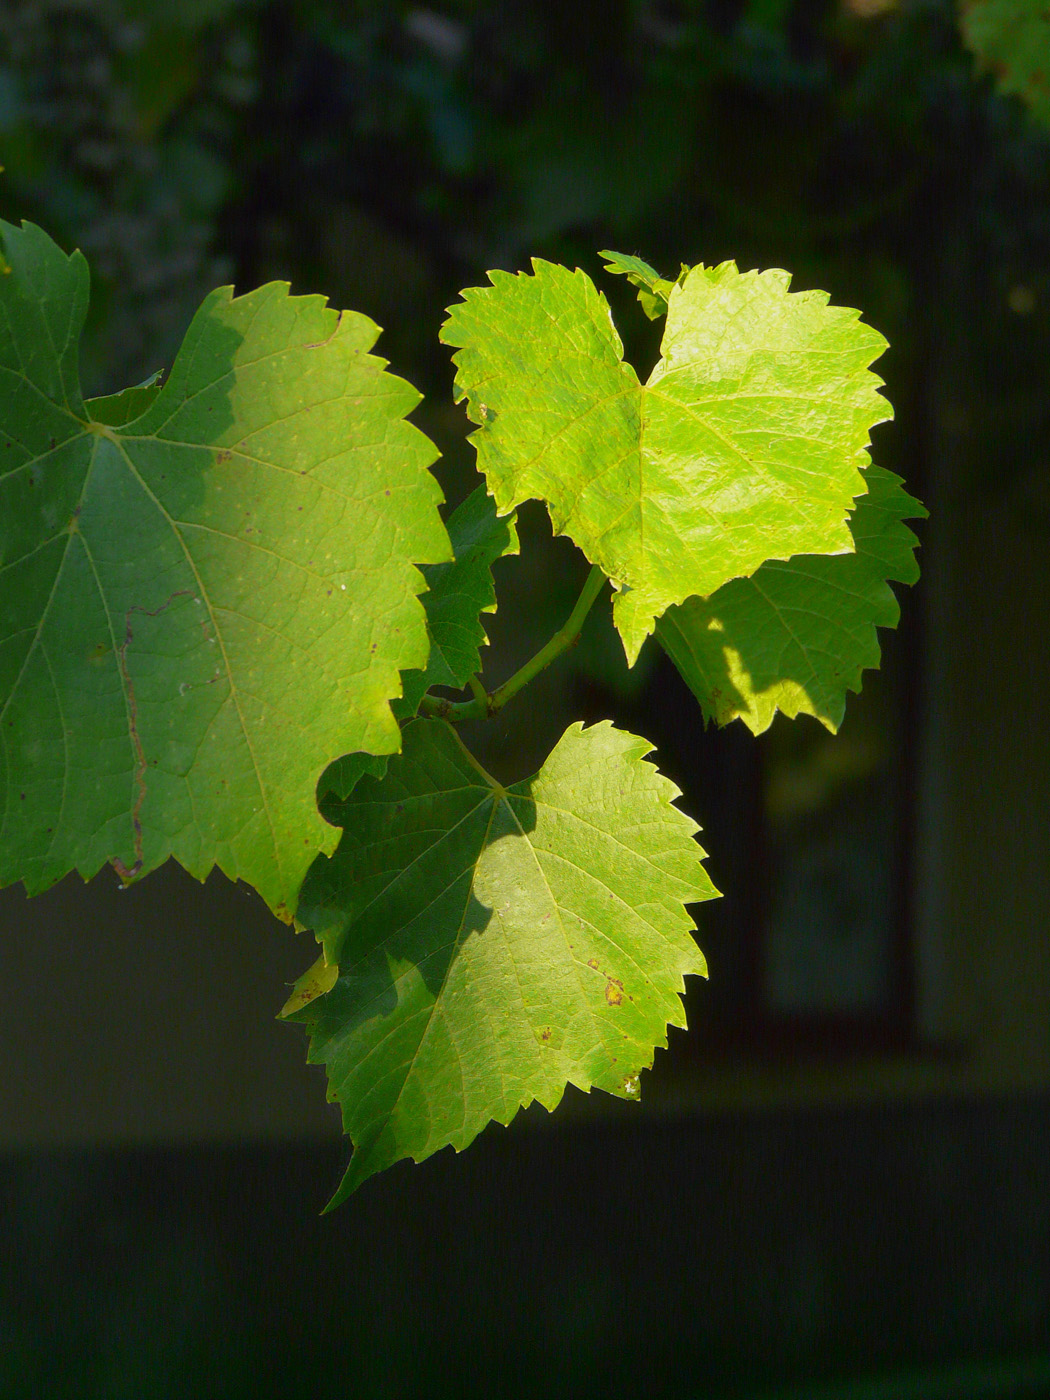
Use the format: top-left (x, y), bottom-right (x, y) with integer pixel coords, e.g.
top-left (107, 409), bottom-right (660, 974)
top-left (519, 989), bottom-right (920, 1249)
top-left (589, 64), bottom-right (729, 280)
top-left (419, 564), bottom-right (607, 724)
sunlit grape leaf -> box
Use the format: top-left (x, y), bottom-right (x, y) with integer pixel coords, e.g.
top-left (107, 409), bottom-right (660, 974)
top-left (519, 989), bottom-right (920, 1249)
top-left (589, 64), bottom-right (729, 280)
top-left (292, 717), bottom-right (716, 1203)
top-left (961, 0), bottom-right (1050, 128)
top-left (656, 466), bottom-right (925, 733)
top-left (0, 219), bottom-right (451, 918)
top-left (316, 486), bottom-right (518, 804)
top-left (442, 256), bottom-right (889, 665)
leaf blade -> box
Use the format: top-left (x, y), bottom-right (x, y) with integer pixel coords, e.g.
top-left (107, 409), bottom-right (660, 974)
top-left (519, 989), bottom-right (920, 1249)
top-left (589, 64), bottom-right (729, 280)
top-left (295, 718), bottom-right (717, 1202)
top-left (315, 485), bottom-right (518, 807)
top-left (656, 465), bottom-right (925, 733)
top-left (418, 484), bottom-right (519, 692)
top-left (0, 222), bottom-right (452, 917)
top-left (85, 369), bottom-right (164, 427)
top-left (600, 248), bottom-right (679, 318)
top-left (442, 255), bottom-right (891, 663)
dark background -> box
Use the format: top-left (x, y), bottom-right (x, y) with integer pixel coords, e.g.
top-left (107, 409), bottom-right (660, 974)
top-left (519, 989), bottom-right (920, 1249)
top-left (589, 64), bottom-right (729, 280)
top-left (3, 0), bottom-right (1050, 1395)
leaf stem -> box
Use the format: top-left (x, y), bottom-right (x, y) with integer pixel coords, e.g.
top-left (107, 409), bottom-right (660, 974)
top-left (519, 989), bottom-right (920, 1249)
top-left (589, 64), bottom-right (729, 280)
top-left (419, 564), bottom-right (607, 723)
top-left (445, 722), bottom-right (505, 791)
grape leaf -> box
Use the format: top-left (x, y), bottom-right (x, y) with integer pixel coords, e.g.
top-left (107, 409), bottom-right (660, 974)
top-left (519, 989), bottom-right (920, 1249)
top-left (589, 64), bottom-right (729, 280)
top-left (316, 485), bottom-right (518, 804)
top-left (313, 691), bottom-right (422, 813)
top-left (292, 717), bottom-right (716, 1203)
top-left (961, 0), bottom-right (1050, 129)
top-left (85, 369), bottom-right (164, 427)
top-left (0, 220), bottom-right (451, 918)
top-left (415, 484), bottom-right (519, 692)
top-left (599, 249), bottom-right (682, 319)
top-left (655, 466), bottom-right (925, 734)
top-left (441, 256), bottom-right (890, 665)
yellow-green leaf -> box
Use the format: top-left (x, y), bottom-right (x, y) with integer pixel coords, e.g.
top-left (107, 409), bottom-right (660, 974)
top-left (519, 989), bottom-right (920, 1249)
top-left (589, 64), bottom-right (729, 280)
top-left (442, 256), bottom-right (890, 664)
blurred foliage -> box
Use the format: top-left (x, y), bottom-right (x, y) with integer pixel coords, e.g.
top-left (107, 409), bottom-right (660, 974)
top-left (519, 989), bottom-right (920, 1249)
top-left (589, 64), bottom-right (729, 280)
top-left (0, 0), bottom-right (258, 390)
top-left (961, 0), bottom-right (1050, 129)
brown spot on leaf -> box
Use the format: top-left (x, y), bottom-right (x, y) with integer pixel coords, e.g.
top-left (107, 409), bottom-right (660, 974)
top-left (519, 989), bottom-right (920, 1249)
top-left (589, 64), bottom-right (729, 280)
top-left (604, 977), bottom-right (624, 1007)
top-left (215, 448), bottom-right (232, 464)
top-left (540, 1027), bottom-right (551, 1043)
top-left (587, 957), bottom-right (599, 970)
